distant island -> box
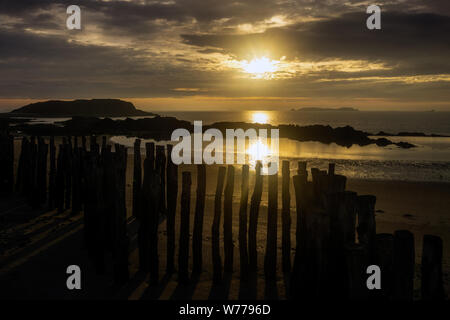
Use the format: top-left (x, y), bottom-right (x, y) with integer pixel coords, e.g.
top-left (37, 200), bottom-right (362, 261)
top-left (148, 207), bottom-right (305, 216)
top-left (290, 107), bottom-right (359, 112)
top-left (10, 99), bottom-right (157, 117)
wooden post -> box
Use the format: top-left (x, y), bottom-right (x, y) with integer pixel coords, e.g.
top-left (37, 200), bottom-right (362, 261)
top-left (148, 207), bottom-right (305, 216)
top-left (28, 136), bottom-right (37, 207)
top-left (156, 145), bottom-right (166, 217)
top-left (357, 195), bottom-right (377, 259)
top-left (281, 160), bottom-right (291, 273)
top-left (223, 165), bottom-right (235, 273)
top-left (101, 136), bottom-right (107, 154)
top-left (290, 173), bottom-right (310, 299)
top-left (421, 235), bottom-right (445, 300)
top-left (264, 164), bottom-right (278, 281)
top-left (393, 230), bottom-right (415, 300)
top-left (48, 136), bottom-right (56, 210)
top-left (297, 161), bottom-right (307, 177)
top-left (248, 161), bottom-right (263, 272)
top-left (64, 137), bottom-right (72, 210)
top-left (192, 164), bottom-right (206, 275)
top-left (139, 143), bottom-right (152, 272)
top-left (71, 139), bottom-right (82, 215)
top-left (328, 163), bottom-right (335, 176)
top-left (146, 142), bottom-right (155, 171)
top-left (132, 139), bottom-right (142, 218)
top-left (345, 244), bottom-right (369, 300)
top-left (374, 233), bottom-right (394, 300)
top-left (212, 167), bottom-right (226, 284)
top-left (55, 144), bottom-right (66, 213)
top-left (326, 191), bottom-right (358, 296)
top-left (16, 137), bottom-right (28, 194)
top-left (81, 136), bottom-right (86, 150)
top-left (166, 144), bottom-right (178, 274)
top-left (37, 138), bottom-right (48, 205)
top-left (238, 165), bottom-right (250, 281)
top-left (149, 160), bottom-right (161, 284)
top-left (178, 171), bottom-right (191, 284)
top-left (113, 146), bottom-right (130, 285)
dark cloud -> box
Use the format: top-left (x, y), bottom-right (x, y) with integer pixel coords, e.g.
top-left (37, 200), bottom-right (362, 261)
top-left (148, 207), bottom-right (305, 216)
top-left (181, 10), bottom-right (450, 81)
top-left (0, 0), bottom-right (449, 105)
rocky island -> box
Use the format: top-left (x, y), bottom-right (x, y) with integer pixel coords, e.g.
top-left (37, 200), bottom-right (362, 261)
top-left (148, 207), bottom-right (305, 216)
top-left (9, 99), bottom-right (156, 117)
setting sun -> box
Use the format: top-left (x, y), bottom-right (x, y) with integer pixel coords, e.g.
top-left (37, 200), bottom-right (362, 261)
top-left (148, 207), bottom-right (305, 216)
top-left (241, 57), bottom-right (278, 77)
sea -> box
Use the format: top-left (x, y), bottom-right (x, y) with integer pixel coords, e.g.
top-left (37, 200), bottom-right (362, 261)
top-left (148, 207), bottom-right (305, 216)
top-left (16, 111), bottom-right (450, 182)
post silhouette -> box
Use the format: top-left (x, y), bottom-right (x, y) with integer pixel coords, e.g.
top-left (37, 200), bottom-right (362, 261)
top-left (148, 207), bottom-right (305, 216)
top-left (193, 164), bottom-right (206, 275)
top-left (238, 165), bottom-right (250, 281)
top-left (212, 167), bottom-right (226, 284)
top-left (248, 161), bottom-right (263, 272)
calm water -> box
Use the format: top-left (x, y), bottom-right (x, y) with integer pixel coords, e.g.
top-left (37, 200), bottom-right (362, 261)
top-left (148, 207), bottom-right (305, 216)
top-left (15, 111), bottom-right (450, 182)
top-left (158, 111), bottom-right (450, 135)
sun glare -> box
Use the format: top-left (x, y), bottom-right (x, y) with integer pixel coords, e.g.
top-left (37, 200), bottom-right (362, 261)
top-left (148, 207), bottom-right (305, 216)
top-left (246, 139), bottom-right (270, 162)
top-left (241, 57), bottom-right (278, 77)
top-left (252, 112), bottom-right (269, 124)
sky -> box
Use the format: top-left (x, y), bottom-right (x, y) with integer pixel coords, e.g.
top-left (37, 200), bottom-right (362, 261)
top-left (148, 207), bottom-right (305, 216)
top-left (0, 0), bottom-right (449, 112)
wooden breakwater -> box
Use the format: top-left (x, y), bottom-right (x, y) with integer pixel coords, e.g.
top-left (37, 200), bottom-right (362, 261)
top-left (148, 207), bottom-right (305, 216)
top-left (5, 135), bottom-right (447, 300)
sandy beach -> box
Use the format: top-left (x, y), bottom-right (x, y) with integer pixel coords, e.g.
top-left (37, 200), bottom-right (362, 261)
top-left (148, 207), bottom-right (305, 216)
top-left (0, 138), bottom-right (448, 299)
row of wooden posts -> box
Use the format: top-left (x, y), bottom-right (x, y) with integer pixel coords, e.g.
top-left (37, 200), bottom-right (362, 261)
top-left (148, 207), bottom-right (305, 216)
top-left (4, 134), bottom-right (446, 299)
top-left (131, 139), bottom-right (445, 300)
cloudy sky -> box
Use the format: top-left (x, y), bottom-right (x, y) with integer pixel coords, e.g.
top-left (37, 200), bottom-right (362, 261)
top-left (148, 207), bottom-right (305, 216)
top-left (0, 0), bottom-right (449, 111)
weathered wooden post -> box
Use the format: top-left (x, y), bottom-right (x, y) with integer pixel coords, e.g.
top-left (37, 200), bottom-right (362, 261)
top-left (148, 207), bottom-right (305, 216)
top-left (223, 165), bottom-right (235, 273)
top-left (101, 136), bottom-right (107, 154)
top-left (71, 137), bottom-right (82, 214)
top-left (146, 142), bottom-right (155, 171)
top-left (393, 230), bottom-right (415, 300)
top-left (374, 233), bottom-right (394, 299)
top-left (28, 136), bottom-right (37, 206)
top-left (421, 235), bottom-right (445, 300)
top-left (83, 150), bottom-right (98, 257)
top-left (16, 137), bottom-right (29, 194)
top-left (326, 191), bottom-right (358, 296)
top-left (297, 161), bottom-right (307, 177)
top-left (55, 144), bottom-right (66, 213)
top-left (281, 160), bottom-right (291, 273)
top-left (166, 144), bottom-right (178, 274)
top-left (290, 174), bottom-right (307, 299)
top-left (156, 145), bottom-right (167, 217)
top-left (345, 243), bottom-right (369, 300)
top-left (193, 164), bottom-right (206, 275)
top-left (178, 171), bottom-right (191, 284)
top-left (138, 143), bottom-right (152, 272)
top-left (357, 195), bottom-right (377, 259)
top-left (149, 161), bottom-right (161, 284)
top-left (113, 145), bottom-right (130, 285)
top-left (64, 137), bottom-right (72, 210)
top-left (264, 163), bottom-right (278, 281)
top-left (94, 155), bottom-right (106, 274)
top-left (132, 139), bottom-right (142, 218)
top-left (248, 161), bottom-right (263, 272)
top-left (48, 136), bottom-right (56, 210)
top-left (81, 136), bottom-right (87, 151)
top-left (238, 165), bottom-right (250, 281)
top-left (37, 138), bottom-right (48, 205)
top-left (212, 167), bottom-right (226, 284)
top-left (328, 163), bottom-right (335, 176)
